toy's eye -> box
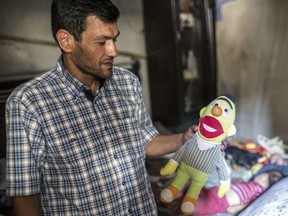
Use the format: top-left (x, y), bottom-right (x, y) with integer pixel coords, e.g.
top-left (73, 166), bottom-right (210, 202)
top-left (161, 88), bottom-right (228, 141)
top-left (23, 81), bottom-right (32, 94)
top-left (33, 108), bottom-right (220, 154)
top-left (210, 101), bottom-right (220, 108)
top-left (223, 107), bottom-right (231, 116)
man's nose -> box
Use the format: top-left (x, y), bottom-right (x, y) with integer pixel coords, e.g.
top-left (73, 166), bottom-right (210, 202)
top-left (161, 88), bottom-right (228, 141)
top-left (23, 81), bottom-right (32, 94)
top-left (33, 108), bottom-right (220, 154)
top-left (106, 40), bottom-right (118, 57)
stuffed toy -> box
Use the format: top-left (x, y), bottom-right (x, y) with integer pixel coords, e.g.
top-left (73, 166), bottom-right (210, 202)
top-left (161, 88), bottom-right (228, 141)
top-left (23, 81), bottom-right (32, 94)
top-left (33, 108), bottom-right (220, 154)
top-left (160, 94), bottom-right (237, 215)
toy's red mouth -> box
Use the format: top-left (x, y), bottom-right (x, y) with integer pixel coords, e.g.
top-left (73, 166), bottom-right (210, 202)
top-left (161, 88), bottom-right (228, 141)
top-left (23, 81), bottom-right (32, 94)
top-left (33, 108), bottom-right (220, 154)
top-left (199, 116), bottom-right (224, 139)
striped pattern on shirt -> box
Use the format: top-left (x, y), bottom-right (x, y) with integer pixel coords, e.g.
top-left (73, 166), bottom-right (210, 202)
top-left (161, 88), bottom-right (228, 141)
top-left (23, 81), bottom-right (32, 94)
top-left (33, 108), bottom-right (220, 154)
top-left (231, 181), bottom-right (265, 205)
top-left (173, 133), bottom-right (229, 180)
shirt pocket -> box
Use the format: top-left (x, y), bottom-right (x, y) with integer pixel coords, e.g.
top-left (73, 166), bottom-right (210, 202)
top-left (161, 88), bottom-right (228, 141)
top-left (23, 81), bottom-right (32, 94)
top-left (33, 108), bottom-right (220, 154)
top-left (47, 129), bottom-right (94, 170)
top-left (111, 99), bottom-right (145, 160)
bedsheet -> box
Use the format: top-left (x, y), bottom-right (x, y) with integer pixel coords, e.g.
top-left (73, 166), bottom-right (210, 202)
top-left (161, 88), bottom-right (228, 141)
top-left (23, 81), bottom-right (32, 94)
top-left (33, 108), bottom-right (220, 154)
top-left (238, 176), bottom-right (288, 216)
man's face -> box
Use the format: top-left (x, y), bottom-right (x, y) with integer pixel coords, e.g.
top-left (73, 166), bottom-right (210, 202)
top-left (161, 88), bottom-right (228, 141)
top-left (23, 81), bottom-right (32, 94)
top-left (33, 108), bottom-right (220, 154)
top-left (71, 15), bottom-right (120, 80)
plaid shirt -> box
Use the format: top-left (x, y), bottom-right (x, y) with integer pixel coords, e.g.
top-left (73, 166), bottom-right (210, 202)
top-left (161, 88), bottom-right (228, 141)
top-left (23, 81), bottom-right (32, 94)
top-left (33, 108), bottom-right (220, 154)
top-left (6, 57), bottom-right (159, 215)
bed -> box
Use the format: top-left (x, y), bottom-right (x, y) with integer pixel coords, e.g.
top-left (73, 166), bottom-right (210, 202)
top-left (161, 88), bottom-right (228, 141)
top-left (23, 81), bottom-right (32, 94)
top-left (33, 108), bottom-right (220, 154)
top-left (147, 153), bottom-right (288, 216)
top-left (238, 176), bottom-right (288, 216)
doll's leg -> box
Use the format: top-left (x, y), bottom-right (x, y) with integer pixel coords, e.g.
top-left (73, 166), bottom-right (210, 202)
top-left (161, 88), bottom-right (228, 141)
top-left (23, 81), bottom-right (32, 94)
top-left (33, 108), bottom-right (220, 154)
top-left (160, 163), bottom-right (190, 203)
top-left (185, 175), bottom-right (207, 198)
top-left (180, 165), bottom-right (209, 215)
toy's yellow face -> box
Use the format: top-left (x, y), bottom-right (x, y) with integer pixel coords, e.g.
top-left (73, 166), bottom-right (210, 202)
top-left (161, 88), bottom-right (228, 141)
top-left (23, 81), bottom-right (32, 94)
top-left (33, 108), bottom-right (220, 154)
top-left (198, 95), bottom-right (236, 143)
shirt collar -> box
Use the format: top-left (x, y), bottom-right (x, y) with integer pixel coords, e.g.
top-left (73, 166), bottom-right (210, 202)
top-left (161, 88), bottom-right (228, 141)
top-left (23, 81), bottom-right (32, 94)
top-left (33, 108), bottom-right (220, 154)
top-left (196, 132), bottom-right (221, 150)
top-left (56, 56), bottom-right (84, 93)
top-left (55, 56), bottom-right (107, 101)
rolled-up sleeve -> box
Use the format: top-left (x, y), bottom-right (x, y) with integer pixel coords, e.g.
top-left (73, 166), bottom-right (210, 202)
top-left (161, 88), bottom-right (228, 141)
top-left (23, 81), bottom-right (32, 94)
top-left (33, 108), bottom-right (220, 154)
top-left (135, 80), bottom-right (158, 145)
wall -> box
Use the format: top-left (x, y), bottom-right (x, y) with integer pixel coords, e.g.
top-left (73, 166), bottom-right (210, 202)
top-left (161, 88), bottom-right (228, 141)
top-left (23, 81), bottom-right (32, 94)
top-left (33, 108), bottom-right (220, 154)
top-left (0, 0), bottom-right (151, 111)
top-left (217, 0), bottom-right (288, 140)
top-left (2, 0), bottom-right (288, 141)
top-left (0, 0), bottom-right (59, 76)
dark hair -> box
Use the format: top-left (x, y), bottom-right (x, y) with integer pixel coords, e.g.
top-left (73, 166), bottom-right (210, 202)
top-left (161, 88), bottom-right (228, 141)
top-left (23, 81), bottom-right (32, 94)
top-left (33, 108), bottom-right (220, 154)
top-left (51, 0), bottom-right (120, 42)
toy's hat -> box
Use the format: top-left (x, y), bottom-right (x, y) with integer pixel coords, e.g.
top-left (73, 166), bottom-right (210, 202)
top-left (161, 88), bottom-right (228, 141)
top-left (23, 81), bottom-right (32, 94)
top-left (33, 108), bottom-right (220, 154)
top-left (218, 93), bottom-right (236, 104)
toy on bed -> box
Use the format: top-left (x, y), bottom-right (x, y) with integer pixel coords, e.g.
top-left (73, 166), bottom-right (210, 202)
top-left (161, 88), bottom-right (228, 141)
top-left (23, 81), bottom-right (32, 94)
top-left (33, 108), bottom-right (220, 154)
top-left (160, 94), bottom-right (237, 215)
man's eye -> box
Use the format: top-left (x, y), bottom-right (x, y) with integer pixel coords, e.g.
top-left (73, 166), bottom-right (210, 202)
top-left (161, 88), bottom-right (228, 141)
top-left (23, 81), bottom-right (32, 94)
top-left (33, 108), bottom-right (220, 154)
top-left (98, 41), bottom-right (106, 46)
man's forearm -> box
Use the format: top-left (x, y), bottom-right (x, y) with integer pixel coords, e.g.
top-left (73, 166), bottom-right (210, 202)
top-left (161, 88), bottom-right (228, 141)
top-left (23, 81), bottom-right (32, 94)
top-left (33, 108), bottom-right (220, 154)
top-left (146, 133), bottom-right (185, 157)
top-left (146, 125), bottom-right (197, 157)
top-left (12, 194), bottom-right (41, 216)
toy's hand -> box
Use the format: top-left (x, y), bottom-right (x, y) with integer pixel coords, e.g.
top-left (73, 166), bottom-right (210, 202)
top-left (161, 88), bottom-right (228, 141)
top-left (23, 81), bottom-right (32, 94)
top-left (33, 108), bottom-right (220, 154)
top-left (217, 180), bottom-right (230, 198)
top-left (160, 159), bottom-right (179, 176)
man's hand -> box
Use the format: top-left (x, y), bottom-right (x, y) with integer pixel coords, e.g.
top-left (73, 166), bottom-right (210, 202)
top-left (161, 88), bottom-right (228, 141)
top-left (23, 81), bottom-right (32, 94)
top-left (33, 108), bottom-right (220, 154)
top-left (160, 159), bottom-right (179, 175)
top-left (182, 125), bottom-right (198, 143)
top-left (218, 180), bottom-right (231, 198)
top-left (12, 195), bottom-right (41, 216)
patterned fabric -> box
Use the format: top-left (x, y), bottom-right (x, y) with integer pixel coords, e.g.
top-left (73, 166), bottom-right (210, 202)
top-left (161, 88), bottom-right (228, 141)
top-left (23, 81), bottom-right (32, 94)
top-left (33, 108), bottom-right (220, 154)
top-left (238, 177), bottom-right (288, 216)
top-left (195, 187), bottom-right (229, 215)
top-left (172, 133), bottom-right (229, 181)
top-left (6, 57), bottom-right (159, 215)
top-left (231, 181), bottom-right (265, 205)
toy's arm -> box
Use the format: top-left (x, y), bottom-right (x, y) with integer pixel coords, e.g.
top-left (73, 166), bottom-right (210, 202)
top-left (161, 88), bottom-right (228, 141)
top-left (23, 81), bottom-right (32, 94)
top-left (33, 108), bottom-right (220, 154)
top-left (216, 155), bottom-right (231, 198)
top-left (218, 179), bottom-right (231, 198)
top-left (160, 138), bottom-right (190, 176)
top-left (160, 159), bottom-right (179, 175)
top-left (171, 140), bottom-right (187, 163)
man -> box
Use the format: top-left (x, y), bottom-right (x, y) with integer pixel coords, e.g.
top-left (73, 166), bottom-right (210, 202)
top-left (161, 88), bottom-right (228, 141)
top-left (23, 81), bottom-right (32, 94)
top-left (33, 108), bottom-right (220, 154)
top-left (5, 0), bottom-right (196, 215)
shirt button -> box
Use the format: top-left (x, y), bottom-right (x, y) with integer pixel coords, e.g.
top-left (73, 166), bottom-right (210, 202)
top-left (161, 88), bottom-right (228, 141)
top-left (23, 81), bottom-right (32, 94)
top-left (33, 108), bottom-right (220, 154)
top-left (104, 126), bottom-right (109, 131)
top-left (122, 181), bottom-right (126, 186)
top-left (128, 209), bottom-right (132, 214)
top-left (114, 154), bottom-right (118, 159)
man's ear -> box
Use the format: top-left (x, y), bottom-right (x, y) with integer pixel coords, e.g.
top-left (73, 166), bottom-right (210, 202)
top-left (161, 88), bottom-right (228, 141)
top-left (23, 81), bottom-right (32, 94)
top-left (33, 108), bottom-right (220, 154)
top-left (56, 29), bottom-right (75, 53)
